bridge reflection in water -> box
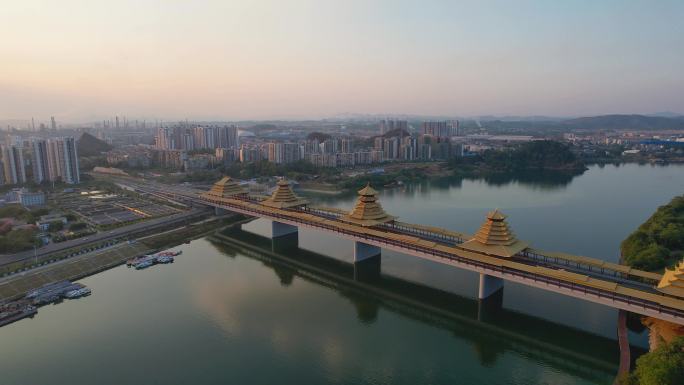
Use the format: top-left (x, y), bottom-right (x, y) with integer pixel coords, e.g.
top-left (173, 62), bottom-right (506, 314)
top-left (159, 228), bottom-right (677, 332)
top-left (208, 225), bottom-right (634, 382)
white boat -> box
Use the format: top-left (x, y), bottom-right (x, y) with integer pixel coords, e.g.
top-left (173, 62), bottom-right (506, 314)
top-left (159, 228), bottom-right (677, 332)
top-left (64, 288), bottom-right (91, 299)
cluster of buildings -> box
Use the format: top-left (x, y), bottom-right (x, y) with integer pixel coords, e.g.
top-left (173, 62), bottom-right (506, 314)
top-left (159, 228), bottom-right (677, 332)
top-left (372, 119), bottom-right (463, 162)
top-left (230, 138), bottom-right (382, 168)
top-left (105, 120), bottom-right (469, 172)
top-left (155, 125), bottom-right (239, 151)
top-left (106, 144), bottom-right (220, 172)
top-left (1, 137), bottom-right (80, 186)
top-left (231, 120), bottom-right (464, 168)
top-left (2, 188), bottom-right (46, 207)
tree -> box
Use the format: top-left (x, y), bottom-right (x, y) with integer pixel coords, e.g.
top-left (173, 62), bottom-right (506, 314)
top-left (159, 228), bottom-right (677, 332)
top-left (659, 223), bottom-right (684, 250)
top-left (69, 222), bottom-right (87, 231)
top-left (632, 336), bottom-right (684, 385)
top-left (621, 195), bottom-right (684, 271)
top-left (48, 221), bottom-right (64, 232)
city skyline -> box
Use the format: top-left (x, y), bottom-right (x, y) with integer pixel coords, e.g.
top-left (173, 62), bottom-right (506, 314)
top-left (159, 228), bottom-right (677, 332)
top-left (1, 1), bottom-right (683, 122)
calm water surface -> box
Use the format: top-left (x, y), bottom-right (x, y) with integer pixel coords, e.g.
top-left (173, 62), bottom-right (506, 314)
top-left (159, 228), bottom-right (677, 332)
top-left (0, 164), bottom-right (683, 385)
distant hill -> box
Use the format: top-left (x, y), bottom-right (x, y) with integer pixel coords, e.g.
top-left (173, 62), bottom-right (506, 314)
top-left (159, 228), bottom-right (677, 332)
top-left (477, 114), bottom-right (684, 134)
top-left (563, 114), bottom-right (684, 131)
top-left (77, 133), bottom-right (112, 157)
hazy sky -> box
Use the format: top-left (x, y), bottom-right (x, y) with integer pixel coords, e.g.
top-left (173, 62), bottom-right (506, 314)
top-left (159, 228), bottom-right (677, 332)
top-left (1, 0), bottom-right (683, 122)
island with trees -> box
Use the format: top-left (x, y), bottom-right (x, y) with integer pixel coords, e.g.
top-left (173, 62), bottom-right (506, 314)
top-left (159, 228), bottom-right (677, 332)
top-left (619, 194), bottom-right (684, 385)
top-left (449, 140), bottom-right (587, 177)
top-left (621, 195), bottom-right (684, 271)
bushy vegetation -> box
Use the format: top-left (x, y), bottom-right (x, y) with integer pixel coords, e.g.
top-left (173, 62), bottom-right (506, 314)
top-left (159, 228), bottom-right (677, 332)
top-left (621, 195), bottom-right (684, 271)
top-left (221, 160), bottom-right (337, 181)
top-left (450, 140), bottom-right (586, 174)
top-left (0, 228), bottom-right (39, 253)
top-left (338, 168), bottom-right (428, 190)
top-left (622, 336), bottom-right (684, 385)
top-left (0, 205), bottom-right (29, 220)
top-left (0, 205), bottom-right (49, 224)
top-left (48, 221), bottom-right (64, 232)
top-left (69, 222), bottom-right (87, 231)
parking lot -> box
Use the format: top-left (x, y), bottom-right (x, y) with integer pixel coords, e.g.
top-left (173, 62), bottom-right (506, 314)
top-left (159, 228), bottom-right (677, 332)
top-left (57, 191), bottom-right (181, 227)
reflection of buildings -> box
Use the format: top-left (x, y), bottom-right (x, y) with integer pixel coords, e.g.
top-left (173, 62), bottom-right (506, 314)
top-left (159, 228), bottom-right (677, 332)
top-left (208, 226), bottom-right (623, 378)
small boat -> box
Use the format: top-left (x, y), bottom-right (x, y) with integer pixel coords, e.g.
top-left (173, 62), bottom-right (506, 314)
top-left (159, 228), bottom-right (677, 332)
top-left (64, 288), bottom-right (91, 299)
top-left (156, 256), bottom-right (174, 264)
top-left (126, 256), bottom-right (147, 266)
top-left (134, 260), bottom-right (154, 270)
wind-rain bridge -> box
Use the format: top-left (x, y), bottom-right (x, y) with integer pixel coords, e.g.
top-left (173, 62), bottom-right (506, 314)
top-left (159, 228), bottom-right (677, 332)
top-left (164, 176), bottom-right (684, 325)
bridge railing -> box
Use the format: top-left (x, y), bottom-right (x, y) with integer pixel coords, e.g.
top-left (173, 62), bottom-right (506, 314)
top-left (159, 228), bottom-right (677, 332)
top-left (381, 222), bottom-right (467, 244)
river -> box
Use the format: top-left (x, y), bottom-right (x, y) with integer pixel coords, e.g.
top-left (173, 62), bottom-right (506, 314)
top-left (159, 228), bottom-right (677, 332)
top-left (0, 163), bottom-right (682, 385)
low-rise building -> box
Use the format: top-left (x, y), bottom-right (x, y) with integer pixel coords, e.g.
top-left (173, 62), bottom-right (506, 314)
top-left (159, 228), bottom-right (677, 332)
top-left (37, 214), bottom-right (67, 231)
top-left (18, 190), bottom-right (45, 207)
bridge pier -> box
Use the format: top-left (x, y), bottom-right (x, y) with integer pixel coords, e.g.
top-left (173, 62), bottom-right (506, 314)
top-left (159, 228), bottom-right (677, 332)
top-left (269, 221), bottom-right (298, 239)
top-left (477, 289), bottom-right (503, 322)
top-left (353, 242), bottom-right (381, 282)
top-left (354, 241), bottom-right (381, 262)
top-left (478, 274), bottom-right (504, 300)
top-left (271, 232), bottom-right (298, 253)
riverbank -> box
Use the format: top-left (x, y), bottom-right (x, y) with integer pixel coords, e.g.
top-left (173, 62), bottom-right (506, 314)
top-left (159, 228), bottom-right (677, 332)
top-left (0, 242), bottom-right (148, 303)
top-left (0, 214), bottom-right (249, 304)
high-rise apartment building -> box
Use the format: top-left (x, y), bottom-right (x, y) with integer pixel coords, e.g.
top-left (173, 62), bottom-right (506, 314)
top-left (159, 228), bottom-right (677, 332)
top-left (268, 142), bottom-right (301, 164)
top-left (218, 125), bottom-right (239, 149)
top-left (379, 119), bottom-right (408, 135)
top-left (340, 138), bottom-right (353, 153)
top-left (31, 139), bottom-right (49, 183)
top-left (62, 137), bottom-right (80, 184)
top-left (421, 120), bottom-right (459, 138)
top-left (45, 137), bottom-right (80, 184)
top-left (1, 145), bottom-right (26, 185)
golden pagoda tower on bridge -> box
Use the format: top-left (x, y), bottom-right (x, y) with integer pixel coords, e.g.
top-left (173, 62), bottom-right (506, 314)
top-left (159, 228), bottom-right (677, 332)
top-left (201, 176), bottom-right (247, 200)
top-left (261, 179), bottom-right (309, 209)
top-left (340, 183), bottom-right (395, 227)
top-left (461, 209), bottom-right (529, 258)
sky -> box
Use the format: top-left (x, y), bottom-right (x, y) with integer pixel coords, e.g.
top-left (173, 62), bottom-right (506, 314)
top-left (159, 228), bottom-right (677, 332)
top-left (1, 0), bottom-right (683, 122)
